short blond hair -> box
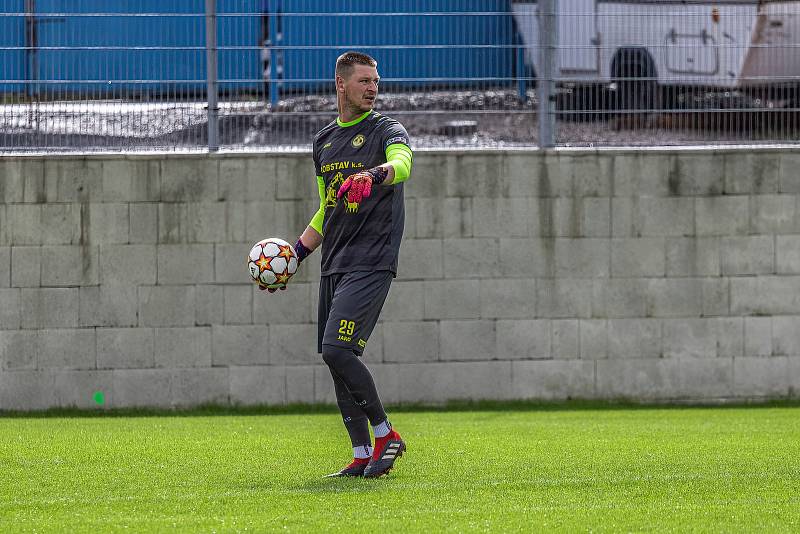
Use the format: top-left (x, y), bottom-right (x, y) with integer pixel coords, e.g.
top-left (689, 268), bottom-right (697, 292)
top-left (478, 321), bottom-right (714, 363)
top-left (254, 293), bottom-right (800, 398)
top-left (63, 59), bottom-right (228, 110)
top-left (335, 51), bottom-right (378, 79)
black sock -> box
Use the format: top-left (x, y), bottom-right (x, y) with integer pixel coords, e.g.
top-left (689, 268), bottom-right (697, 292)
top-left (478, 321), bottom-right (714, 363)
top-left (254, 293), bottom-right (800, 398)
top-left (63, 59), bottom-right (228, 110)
top-left (329, 367), bottom-right (371, 447)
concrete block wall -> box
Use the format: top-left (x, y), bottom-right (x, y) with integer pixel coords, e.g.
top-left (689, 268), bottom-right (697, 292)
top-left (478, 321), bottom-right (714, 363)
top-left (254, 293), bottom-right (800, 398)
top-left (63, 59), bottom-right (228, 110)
top-left (1, 149), bottom-right (799, 410)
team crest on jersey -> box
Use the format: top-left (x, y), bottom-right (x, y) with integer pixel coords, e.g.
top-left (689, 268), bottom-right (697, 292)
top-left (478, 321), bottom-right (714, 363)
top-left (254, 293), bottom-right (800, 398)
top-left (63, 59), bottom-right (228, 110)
top-left (351, 134), bottom-right (366, 148)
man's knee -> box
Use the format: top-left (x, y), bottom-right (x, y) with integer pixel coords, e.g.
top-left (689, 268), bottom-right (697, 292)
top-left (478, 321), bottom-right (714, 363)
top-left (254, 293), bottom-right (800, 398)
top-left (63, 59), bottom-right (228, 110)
top-left (322, 343), bottom-right (356, 370)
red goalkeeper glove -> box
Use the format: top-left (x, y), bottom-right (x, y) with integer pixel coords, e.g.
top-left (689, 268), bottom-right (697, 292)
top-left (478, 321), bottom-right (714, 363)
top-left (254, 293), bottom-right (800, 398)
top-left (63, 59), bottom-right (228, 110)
top-left (337, 166), bottom-right (388, 205)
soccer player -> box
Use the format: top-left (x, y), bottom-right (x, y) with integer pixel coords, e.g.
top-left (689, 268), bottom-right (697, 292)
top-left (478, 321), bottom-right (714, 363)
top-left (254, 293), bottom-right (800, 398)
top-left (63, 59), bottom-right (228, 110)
top-left (263, 51), bottom-right (413, 478)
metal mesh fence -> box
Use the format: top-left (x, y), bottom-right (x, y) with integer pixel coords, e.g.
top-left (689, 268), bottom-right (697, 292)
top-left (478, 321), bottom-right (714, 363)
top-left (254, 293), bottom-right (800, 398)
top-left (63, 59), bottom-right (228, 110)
top-left (1, 0), bottom-right (799, 152)
top-left (539, 0), bottom-right (800, 146)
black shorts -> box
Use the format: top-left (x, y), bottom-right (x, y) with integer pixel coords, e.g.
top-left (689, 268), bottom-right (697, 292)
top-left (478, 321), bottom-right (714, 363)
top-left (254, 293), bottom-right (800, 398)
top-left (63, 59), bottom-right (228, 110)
top-left (318, 270), bottom-right (393, 355)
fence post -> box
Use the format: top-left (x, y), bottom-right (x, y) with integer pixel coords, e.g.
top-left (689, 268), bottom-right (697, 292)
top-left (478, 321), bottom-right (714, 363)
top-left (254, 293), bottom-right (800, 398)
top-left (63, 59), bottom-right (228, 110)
top-left (537, 0), bottom-right (557, 148)
top-left (205, 0), bottom-right (219, 152)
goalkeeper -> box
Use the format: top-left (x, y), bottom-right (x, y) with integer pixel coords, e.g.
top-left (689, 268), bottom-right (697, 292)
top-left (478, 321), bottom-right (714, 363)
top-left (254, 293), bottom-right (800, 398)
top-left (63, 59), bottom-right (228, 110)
top-left (265, 51), bottom-right (413, 478)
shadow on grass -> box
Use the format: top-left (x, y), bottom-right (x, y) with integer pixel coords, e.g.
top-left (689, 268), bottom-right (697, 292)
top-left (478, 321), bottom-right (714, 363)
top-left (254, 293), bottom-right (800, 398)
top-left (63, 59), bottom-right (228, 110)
top-left (287, 476), bottom-right (388, 494)
top-left (2, 398), bottom-right (800, 419)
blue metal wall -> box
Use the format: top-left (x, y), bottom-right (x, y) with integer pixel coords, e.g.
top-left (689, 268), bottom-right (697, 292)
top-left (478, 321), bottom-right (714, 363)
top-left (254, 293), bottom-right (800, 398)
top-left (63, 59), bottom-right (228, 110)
top-left (271, 0), bottom-right (515, 90)
top-left (0, 0), bottom-right (516, 97)
top-left (0, 1), bottom-right (25, 94)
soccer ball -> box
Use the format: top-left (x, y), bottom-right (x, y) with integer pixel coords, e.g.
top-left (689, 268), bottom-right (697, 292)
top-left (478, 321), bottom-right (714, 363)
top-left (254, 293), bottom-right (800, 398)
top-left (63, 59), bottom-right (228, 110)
top-left (247, 237), bottom-right (299, 289)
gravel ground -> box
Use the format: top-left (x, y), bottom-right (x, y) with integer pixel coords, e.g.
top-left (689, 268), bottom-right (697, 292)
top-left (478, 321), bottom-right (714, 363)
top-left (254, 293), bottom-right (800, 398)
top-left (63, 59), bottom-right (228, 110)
top-left (1, 89), bottom-right (799, 152)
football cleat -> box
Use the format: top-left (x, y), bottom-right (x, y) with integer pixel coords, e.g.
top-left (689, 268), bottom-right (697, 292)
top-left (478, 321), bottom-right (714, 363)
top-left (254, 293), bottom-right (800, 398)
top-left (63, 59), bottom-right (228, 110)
top-left (363, 430), bottom-right (406, 478)
top-left (324, 457), bottom-right (369, 478)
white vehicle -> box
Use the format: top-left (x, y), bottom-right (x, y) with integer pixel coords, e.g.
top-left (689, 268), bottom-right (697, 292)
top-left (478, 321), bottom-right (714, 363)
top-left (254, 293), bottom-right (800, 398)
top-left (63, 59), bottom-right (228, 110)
top-left (512, 0), bottom-right (800, 111)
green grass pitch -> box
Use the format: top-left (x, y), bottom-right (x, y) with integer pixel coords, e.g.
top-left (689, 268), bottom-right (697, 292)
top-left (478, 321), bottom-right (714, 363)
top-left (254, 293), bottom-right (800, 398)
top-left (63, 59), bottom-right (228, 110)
top-left (1, 402), bottom-right (799, 532)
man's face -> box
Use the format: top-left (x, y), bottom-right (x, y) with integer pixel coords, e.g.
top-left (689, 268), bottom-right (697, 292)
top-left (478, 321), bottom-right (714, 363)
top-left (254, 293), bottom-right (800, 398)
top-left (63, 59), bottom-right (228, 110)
top-left (337, 64), bottom-right (380, 114)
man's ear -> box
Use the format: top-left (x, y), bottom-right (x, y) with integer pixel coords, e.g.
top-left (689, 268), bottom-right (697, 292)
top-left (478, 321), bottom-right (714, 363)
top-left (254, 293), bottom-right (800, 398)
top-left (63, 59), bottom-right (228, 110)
top-left (335, 75), bottom-right (345, 94)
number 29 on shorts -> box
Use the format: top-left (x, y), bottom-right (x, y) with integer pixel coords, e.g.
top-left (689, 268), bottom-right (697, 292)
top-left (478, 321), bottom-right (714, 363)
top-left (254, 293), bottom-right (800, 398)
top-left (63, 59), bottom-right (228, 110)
top-left (338, 320), bottom-right (355, 336)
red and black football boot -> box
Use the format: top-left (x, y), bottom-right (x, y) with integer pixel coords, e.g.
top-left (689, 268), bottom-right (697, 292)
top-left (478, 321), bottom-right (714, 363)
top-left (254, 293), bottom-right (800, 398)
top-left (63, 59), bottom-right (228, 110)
top-left (324, 457), bottom-right (369, 478)
top-left (363, 429), bottom-right (406, 478)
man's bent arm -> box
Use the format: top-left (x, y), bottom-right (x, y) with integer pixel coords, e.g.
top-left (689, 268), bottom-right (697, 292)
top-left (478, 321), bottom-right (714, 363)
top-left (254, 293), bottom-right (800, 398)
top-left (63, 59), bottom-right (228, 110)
top-left (294, 175), bottom-right (325, 260)
top-left (383, 143), bottom-right (413, 184)
top-left (299, 225), bottom-right (322, 251)
top-left (363, 143), bottom-right (414, 186)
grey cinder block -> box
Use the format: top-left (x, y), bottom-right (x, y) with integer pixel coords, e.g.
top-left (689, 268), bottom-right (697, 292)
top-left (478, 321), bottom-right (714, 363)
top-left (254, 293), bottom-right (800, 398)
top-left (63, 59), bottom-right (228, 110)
top-left (211, 325), bottom-right (268, 367)
top-left (11, 246), bottom-right (41, 287)
top-left (268, 323), bottom-right (318, 366)
top-left (157, 244), bottom-right (214, 285)
top-left (665, 237), bottom-right (720, 277)
top-left (218, 157), bottom-right (275, 202)
top-left (195, 285), bottom-right (224, 326)
top-left (0, 330), bottom-right (37, 370)
top-left (129, 203), bottom-right (158, 244)
top-left (611, 238), bottom-right (665, 278)
top-left (395, 239), bottom-right (444, 281)
top-left (495, 319), bottom-right (550, 360)
top-left (0, 247), bottom-right (9, 287)
top-left (536, 278), bottom-right (593, 319)
top-left (733, 356), bottom-right (794, 397)
top-left (101, 159), bottom-right (160, 202)
top-left (286, 365), bottom-right (315, 403)
top-left (771, 316), bottom-right (800, 356)
top-left (79, 286), bottom-right (138, 327)
top-left (696, 196), bottom-right (749, 236)
top-left (138, 285), bottom-right (195, 327)
top-left (662, 319), bottom-right (717, 359)
top-left (54, 370), bottom-right (113, 409)
top-left (88, 203), bottom-right (129, 244)
top-left (0, 370), bottom-right (56, 410)
top-left (645, 278), bottom-right (703, 317)
top-left (215, 243), bottom-right (251, 285)
top-left (423, 279), bottom-right (480, 320)
top-left (749, 195), bottom-right (795, 234)
top-left (21, 288), bottom-right (79, 328)
top-left (97, 328), bottom-right (155, 369)
top-left (49, 159), bottom-right (102, 202)
top-left (160, 158), bottom-right (218, 202)
top-left (591, 279), bottom-right (647, 318)
top-left (596, 358), bottom-right (733, 399)
top-left (253, 282), bottom-right (311, 324)
top-left (551, 319), bottom-right (579, 360)
top-left (383, 321), bottom-right (439, 363)
top-left (731, 276), bottom-right (800, 316)
top-left (579, 319), bottom-right (608, 360)
top-left (776, 236), bottom-right (800, 274)
top-left (0, 288), bottom-right (20, 330)
top-left (636, 197), bottom-right (694, 237)
top-left (723, 153), bottom-right (779, 194)
top-left (555, 239), bottom-right (609, 279)
top-left (744, 317), bottom-right (772, 357)
top-left (381, 281), bottom-right (425, 321)
top-left (511, 360), bottom-right (595, 399)
top-left (479, 278), bottom-right (535, 319)
top-left (37, 328), bottom-right (96, 370)
top-left (40, 245), bottom-right (99, 287)
top-left (720, 236), bottom-right (774, 276)
top-left (608, 318), bottom-right (661, 359)
top-left (229, 365), bottom-right (286, 406)
top-left (439, 320), bottom-right (496, 361)
top-left (171, 367), bottom-right (229, 407)
top-left (99, 244), bottom-right (156, 286)
top-left (224, 285), bottom-right (253, 325)
top-left (112, 368), bottom-right (171, 407)
top-left (155, 327), bottom-right (212, 368)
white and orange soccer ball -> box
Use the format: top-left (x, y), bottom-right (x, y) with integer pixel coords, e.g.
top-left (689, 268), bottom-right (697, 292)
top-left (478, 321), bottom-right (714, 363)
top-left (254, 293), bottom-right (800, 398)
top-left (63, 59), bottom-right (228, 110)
top-left (247, 237), bottom-right (299, 289)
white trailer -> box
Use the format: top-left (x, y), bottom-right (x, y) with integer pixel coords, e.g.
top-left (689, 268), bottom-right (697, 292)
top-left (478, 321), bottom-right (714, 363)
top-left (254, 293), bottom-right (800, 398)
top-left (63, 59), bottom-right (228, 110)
top-left (513, 0), bottom-right (800, 110)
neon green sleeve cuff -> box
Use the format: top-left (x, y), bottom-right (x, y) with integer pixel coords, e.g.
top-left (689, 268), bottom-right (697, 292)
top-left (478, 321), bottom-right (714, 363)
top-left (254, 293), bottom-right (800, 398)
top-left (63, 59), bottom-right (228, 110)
top-left (309, 176), bottom-right (325, 235)
top-left (385, 143), bottom-right (413, 184)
